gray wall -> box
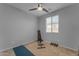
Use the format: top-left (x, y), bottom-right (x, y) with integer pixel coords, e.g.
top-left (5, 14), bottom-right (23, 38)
top-left (0, 4), bottom-right (37, 51)
top-left (0, 3), bottom-right (79, 52)
top-left (39, 4), bottom-right (79, 51)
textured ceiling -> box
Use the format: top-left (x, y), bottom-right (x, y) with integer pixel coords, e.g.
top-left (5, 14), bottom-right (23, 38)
top-left (8, 3), bottom-right (73, 17)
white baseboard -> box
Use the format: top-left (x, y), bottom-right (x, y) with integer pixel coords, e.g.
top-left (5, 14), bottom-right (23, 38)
top-left (0, 40), bottom-right (36, 52)
top-left (61, 45), bottom-right (78, 52)
top-left (45, 40), bottom-right (77, 52)
top-left (0, 40), bottom-right (77, 53)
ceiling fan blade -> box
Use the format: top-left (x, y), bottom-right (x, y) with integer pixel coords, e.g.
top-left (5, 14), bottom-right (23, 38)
top-left (29, 8), bottom-right (37, 11)
top-left (43, 8), bottom-right (48, 12)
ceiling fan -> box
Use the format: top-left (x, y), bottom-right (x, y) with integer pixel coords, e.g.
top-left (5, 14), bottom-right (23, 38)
top-left (29, 3), bottom-right (49, 13)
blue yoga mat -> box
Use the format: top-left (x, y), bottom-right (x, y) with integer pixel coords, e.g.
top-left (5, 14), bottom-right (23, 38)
top-left (13, 45), bottom-right (34, 56)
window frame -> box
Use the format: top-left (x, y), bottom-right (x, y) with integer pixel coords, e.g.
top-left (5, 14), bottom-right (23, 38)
top-left (46, 15), bottom-right (59, 33)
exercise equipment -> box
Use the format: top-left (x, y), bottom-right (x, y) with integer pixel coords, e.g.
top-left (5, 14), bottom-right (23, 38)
top-left (37, 30), bottom-right (45, 49)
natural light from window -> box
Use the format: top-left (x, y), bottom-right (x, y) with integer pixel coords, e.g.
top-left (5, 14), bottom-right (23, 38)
top-left (46, 15), bottom-right (59, 33)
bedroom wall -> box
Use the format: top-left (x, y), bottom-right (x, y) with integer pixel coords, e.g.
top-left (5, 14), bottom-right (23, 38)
top-left (0, 4), bottom-right (37, 52)
top-left (39, 4), bottom-right (79, 51)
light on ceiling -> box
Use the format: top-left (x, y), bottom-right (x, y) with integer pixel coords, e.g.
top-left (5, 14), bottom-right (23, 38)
top-left (37, 7), bottom-right (43, 11)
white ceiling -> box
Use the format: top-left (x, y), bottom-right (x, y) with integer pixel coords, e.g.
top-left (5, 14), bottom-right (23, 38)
top-left (8, 3), bottom-right (73, 17)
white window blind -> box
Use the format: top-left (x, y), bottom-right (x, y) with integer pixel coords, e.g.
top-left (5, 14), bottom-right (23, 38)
top-left (46, 15), bottom-right (59, 33)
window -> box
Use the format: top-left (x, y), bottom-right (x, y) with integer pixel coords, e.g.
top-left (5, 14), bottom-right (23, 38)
top-left (46, 17), bottom-right (51, 32)
top-left (46, 15), bottom-right (59, 33)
